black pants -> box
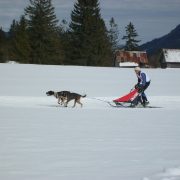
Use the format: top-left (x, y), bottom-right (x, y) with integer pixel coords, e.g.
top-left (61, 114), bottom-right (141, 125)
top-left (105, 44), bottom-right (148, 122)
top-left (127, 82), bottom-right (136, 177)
top-left (132, 81), bottom-right (150, 105)
top-left (141, 81), bottom-right (150, 102)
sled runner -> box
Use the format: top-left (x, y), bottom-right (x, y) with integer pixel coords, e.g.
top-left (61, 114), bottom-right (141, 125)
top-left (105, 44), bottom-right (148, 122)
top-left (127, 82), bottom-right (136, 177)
top-left (108, 102), bottom-right (160, 108)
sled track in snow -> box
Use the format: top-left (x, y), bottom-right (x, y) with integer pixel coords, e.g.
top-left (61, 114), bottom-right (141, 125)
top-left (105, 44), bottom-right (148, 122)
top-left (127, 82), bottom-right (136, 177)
top-left (0, 96), bottom-right (180, 109)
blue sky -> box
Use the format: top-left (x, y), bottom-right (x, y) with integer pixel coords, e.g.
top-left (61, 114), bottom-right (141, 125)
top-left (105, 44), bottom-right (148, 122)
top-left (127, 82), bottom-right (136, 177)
top-left (0, 0), bottom-right (180, 44)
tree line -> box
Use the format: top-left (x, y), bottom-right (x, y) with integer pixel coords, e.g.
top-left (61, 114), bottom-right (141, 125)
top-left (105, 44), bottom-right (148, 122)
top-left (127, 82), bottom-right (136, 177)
top-left (0, 0), bottom-right (140, 66)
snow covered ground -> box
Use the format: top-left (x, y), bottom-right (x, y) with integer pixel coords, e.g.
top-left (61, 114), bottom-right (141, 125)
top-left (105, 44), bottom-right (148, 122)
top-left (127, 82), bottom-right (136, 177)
top-left (0, 63), bottom-right (180, 180)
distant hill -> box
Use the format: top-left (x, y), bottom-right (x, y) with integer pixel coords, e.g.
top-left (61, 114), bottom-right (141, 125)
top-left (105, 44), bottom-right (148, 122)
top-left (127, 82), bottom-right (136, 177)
top-left (140, 24), bottom-right (180, 55)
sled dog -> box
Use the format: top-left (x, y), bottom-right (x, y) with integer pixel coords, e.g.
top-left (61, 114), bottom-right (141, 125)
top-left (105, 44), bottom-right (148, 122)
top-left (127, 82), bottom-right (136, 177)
top-left (46, 90), bottom-right (86, 107)
top-left (64, 92), bottom-right (86, 108)
top-left (46, 90), bottom-right (70, 105)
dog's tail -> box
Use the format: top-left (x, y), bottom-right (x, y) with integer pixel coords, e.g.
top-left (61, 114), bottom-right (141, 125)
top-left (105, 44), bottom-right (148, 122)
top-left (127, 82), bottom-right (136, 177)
top-left (81, 94), bottom-right (87, 98)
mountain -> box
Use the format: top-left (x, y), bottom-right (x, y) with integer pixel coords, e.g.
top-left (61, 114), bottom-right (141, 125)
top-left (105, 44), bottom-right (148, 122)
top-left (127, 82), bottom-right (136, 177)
top-left (140, 24), bottom-right (180, 55)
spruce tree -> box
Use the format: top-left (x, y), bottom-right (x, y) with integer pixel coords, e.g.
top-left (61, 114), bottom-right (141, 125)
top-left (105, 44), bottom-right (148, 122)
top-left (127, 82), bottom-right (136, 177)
top-left (8, 20), bottom-right (18, 61)
top-left (9, 20), bottom-right (18, 39)
top-left (108, 17), bottom-right (119, 52)
top-left (122, 22), bottom-right (140, 51)
top-left (0, 28), bottom-right (7, 62)
top-left (25, 0), bottom-right (63, 64)
top-left (58, 20), bottom-right (71, 65)
top-left (69, 0), bottom-right (112, 66)
top-left (9, 16), bottom-right (31, 63)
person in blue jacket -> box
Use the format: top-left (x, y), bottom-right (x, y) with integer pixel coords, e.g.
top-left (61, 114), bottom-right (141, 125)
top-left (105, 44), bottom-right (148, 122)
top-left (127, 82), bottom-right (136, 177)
top-left (134, 66), bottom-right (151, 106)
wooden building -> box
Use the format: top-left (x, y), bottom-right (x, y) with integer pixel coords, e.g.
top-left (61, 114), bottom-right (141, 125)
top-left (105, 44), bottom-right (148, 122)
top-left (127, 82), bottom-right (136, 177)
top-left (114, 50), bottom-right (148, 67)
top-left (159, 49), bottom-right (180, 68)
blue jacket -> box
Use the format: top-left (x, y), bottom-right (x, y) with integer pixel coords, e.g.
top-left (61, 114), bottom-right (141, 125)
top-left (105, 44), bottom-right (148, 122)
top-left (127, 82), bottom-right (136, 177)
top-left (137, 71), bottom-right (150, 87)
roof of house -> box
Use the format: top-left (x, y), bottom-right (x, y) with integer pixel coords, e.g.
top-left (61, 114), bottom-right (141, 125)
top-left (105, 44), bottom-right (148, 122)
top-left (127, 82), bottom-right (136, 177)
top-left (163, 49), bottom-right (180, 63)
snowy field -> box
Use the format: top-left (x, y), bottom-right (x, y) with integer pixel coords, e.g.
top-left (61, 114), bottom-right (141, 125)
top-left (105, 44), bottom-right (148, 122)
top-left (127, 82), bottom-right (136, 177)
top-left (0, 63), bottom-right (180, 180)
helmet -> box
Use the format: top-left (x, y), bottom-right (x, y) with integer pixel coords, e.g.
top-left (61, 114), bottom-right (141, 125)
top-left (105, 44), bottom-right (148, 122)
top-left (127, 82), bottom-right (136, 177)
top-left (134, 66), bottom-right (141, 72)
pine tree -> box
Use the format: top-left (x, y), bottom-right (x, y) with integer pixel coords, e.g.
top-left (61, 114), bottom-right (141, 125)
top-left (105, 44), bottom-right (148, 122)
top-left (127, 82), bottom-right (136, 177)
top-left (108, 17), bottom-right (119, 52)
top-left (122, 22), bottom-right (140, 51)
top-left (0, 28), bottom-right (7, 62)
top-left (8, 20), bottom-right (18, 61)
top-left (9, 20), bottom-right (18, 39)
top-left (25, 0), bottom-right (63, 64)
top-left (69, 0), bottom-right (112, 66)
top-left (9, 16), bottom-right (31, 63)
top-left (58, 19), bottom-right (71, 65)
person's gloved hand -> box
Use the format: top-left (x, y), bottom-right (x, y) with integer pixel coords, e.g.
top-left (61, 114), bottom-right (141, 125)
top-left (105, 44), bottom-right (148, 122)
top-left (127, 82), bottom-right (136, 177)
top-left (135, 83), bottom-right (140, 89)
top-left (137, 85), bottom-right (144, 93)
top-left (134, 83), bottom-right (144, 92)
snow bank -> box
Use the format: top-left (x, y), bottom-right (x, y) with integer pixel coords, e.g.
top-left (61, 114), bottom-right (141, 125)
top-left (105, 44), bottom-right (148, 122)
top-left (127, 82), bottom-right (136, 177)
top-left (143, 166), bottom-right (180, 180)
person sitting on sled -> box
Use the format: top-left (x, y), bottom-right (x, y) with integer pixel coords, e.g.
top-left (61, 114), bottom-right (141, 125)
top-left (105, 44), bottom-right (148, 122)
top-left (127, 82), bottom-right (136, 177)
top-left (134, 66), bottom-right (151, 106)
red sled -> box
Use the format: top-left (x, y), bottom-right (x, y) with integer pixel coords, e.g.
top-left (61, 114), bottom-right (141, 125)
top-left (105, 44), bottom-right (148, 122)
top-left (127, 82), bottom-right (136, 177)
top-left (113, 89), bottom-right (139, 104)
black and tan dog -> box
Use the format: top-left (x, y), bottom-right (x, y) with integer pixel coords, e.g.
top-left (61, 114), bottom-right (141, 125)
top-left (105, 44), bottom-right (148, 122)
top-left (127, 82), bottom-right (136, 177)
top-left (46, 90), bottom-right (70, 105)
top-left (65, 92), bottom-right (86, 108)
top-left (46, 90), bottom-right (86, 107)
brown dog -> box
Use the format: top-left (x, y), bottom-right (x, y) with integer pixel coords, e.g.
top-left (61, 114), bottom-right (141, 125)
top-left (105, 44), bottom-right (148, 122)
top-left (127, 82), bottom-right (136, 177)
top-left (64, 92), bottom-right (86, 107)
top-left (46, 90), bottom-right (70, 105)
top-left (46, 90), bottom-right (86, 107)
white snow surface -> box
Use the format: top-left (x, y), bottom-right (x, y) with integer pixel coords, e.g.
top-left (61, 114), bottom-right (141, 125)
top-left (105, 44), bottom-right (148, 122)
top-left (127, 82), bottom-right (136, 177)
top-left (0, 63), bottom-right (180, 180)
